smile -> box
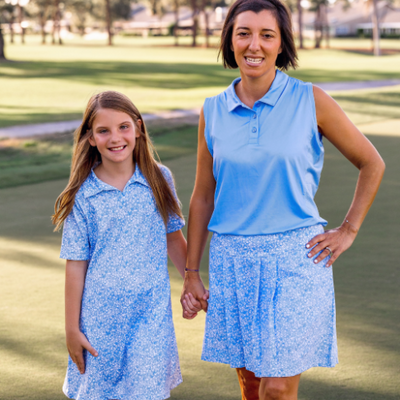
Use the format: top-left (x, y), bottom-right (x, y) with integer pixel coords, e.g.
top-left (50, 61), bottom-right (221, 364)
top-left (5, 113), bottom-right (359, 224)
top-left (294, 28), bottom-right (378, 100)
top-left (109, 145), bottom-right (126, 151)
top-left (245, 57), bottom-right (263, 64)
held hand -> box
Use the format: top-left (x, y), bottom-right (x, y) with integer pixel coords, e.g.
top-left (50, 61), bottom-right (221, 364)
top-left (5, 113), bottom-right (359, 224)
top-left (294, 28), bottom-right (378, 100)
top-left (182, 291), bottom-right (210, 319)
top-left (306, 222), bottom-right (358, 268)
top-left (66, 330), bottom-right (98, 374)
top-left (181, 272), bottom-right (209, 319)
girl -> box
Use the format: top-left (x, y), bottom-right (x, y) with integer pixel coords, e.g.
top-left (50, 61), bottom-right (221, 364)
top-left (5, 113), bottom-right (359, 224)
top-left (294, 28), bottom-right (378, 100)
top-left (52, 91), bottom-right (187, 400)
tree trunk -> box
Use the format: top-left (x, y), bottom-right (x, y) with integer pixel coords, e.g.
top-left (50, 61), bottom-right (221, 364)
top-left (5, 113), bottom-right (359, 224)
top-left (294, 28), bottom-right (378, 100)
top-left (297, 0), bottom-right (303, 49)
top-left (0, 25), bottom-right (6, 60)
top-left (174, 0), bottom-right (179, 46)
top-left (9, 14), bottom-right (15, 44)
top-left (371, 0), bottom-right (380, 56)
top-left (201, 0), bottom-right (209, 48)
top-left (18, 4), bottom-right (25, 44)
top-left (314, 5), bottom-right (322, 48)
top-left (324, 4), bottom-right (330, 48)
top-left (204, 11), bottom-right (209, 47)
top-left (191, 0), bottom-right (197, 47)
top-left (105, 0), bottom-right (113, 46)
top-left (52, 0), bottom-right (63, 45)
top-left (41, 17), bottom-right (46, 44)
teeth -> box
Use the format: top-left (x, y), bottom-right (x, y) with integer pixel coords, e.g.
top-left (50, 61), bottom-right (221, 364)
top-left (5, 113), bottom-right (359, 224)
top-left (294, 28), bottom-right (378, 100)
top-left (246, 57), bottom-right (262, 64)
top-left (110, 146), bottom-right (124, 151)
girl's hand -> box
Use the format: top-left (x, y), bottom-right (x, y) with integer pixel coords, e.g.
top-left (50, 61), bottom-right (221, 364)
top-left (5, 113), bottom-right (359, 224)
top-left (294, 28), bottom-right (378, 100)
top-left (182, 291), bottom-right (209, 319)
top-left (305, 222), bottom-right (358, 268)
top-left (181, 272), bottom-right (209, 319)
top-left (66, 330), bottom-right (98, 374)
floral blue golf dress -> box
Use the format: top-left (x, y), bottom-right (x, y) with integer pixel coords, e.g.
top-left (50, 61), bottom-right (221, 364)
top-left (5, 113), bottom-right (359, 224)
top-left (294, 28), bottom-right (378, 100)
top-left (60, 164), bottom-right (184, 400)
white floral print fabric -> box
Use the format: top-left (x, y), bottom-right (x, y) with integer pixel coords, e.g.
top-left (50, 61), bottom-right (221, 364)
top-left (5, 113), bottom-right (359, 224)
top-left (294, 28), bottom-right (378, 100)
top-left (60, 165), bottom-right (184, 400)
top-left (202, 225), bottom-right (338, 377)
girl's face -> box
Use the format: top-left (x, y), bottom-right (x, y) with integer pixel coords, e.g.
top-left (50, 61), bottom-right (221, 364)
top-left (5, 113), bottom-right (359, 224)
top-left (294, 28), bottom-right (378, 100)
top-left (89, 108), bottom-right (141, 168)
top-left (231, 9), bottom-right (282, 80)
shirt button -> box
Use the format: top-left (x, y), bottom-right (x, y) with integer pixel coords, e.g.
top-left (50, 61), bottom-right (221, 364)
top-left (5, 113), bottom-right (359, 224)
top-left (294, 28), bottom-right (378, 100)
top-left (252, 127), bottom-right (257, 133)
top-left (253, 114), bottom-right (257, 119)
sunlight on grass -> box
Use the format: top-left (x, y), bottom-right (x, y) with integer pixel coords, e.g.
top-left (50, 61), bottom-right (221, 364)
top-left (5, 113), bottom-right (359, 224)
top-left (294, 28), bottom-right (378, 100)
top-left (0, 137), bottom-right (399, 399)
top-left (1, 37), bottom-right (399, 127)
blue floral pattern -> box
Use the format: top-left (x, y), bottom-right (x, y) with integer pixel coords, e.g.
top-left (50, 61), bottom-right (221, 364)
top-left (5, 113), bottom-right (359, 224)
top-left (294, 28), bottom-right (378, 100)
top-left (60, 164), bottom-right (184, 400)
top-left (202, 225), bottom-right (338, 377)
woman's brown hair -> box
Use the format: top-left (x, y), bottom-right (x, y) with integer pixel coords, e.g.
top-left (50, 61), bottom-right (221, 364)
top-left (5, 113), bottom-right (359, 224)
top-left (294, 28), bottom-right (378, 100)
top-left (52, 91), bottom-right (183, 231)
top-left (219, 0), bottom-right (298, 70)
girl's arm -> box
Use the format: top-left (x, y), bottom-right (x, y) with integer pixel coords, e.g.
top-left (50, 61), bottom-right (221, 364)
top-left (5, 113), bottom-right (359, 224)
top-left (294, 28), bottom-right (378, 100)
top-left (180, 108), bottom-right (216, 318)
top-left (306, 86), bottom-right (385, 267)
top-left (167, 230), bottom-right (187, 279)
top-left (65, 260), bottom-right (98, 374)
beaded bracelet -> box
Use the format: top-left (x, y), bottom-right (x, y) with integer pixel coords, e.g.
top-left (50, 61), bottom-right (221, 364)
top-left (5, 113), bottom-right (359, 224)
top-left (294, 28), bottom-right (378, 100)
top-left (185, 268), bottom-right (200, 272)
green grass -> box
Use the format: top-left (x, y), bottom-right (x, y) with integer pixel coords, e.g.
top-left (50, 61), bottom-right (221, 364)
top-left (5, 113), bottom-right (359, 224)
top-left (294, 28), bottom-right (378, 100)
top-left (1, 82), bottom-right (399, 190)
top-left (0, 125), bottom-right (198, 189)
top-left (0, 131), bottom-right (399, 399)
top-left (1, 36), bottom-right (400, 127)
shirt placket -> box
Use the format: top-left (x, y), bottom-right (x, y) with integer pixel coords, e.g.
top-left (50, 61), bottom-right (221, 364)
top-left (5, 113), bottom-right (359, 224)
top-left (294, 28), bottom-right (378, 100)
top-left (249, 103), bottom-right (260, 145)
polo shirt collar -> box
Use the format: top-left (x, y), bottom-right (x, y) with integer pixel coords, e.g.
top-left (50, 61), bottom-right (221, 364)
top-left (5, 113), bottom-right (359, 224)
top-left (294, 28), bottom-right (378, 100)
top-left (226, 69), bottom-right (289, 112)
top-left (83, 164), bottom-right (149, 198)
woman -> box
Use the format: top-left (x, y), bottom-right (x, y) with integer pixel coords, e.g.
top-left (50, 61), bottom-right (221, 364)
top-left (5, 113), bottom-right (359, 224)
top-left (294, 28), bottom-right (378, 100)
top-left (181, 0), bottom-right (385, 399)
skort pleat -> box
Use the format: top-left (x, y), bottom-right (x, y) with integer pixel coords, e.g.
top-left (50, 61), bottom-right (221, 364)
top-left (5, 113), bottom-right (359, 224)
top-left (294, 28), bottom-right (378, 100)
top-left (201, 224), bottom-right (338, 377)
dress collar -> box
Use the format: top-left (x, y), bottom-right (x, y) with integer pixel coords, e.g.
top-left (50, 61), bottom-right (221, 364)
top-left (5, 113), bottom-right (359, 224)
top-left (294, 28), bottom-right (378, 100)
top-left (225, 69), bottom-right (289, 112)
top-left (83, 164), bottom-right (149, 198)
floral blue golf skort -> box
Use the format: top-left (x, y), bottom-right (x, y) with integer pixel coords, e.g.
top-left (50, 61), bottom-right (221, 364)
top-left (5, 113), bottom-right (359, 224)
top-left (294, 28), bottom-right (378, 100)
top-left (202, 224), bottom-right (338, 377)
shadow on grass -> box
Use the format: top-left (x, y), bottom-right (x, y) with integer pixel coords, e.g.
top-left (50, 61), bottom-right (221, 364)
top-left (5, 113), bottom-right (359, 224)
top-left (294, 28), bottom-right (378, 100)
top-left (0, 246), bottom-right (65, 270)
top-left (0, 135), bottom-right (398, 399)
top-left (332, 91), bottom-right (400, 119)
top-left (299, 378), bottom-right (400, 400)
top-left (0, 112), bottom-right (83, 128)
top-left (2, 60), bottom-right (400, 90)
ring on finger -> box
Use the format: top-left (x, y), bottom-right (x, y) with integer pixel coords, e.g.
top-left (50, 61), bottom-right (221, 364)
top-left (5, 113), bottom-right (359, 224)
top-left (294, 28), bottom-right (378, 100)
top-left (325, 246), bottom-right (333, 257)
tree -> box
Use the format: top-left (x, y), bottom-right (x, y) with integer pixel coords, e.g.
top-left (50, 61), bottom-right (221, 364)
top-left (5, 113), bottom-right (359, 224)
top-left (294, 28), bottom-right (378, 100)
top-left (190, 0), bottom-right (199, 46)
top-left (30, 0), bottom-right (52, 44)
top-left (105, 0), bottom-right (112, 44)
top-left (67, 0), bottom-right (93, 36)
top-left (51, 0), bottom-right (63, 44)
top-left (173, 0), bottom-right (180, 46)
top-left (370, 0), bottom-right (380, 56)
top-left (0, 0), bottom-right (8, 59)
top-left (310, 0), bottom-right (330, 49)
top-left (0, 22), bottom-right (6, 60)
top-left (200, 0), bottom-right (215, 48)
top-left (297, 0), bottom-right (303, 48)
top-left (2, 1), bottom-right (15, 43)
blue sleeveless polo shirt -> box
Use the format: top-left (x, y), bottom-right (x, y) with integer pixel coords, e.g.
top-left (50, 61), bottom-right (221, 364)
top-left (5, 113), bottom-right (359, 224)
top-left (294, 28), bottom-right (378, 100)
top-left (203, 69), bottom-right (327, 235)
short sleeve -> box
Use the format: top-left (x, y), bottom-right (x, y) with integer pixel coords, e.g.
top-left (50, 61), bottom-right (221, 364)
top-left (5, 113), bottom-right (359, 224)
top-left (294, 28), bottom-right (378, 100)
top-left (60, 199), bottom-right (90, 260)
top-left (160, 165), bottom-right (185, 234)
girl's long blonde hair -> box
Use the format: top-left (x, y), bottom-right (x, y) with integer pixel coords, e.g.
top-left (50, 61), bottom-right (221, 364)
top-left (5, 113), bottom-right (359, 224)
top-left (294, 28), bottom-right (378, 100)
top-left (52, 91), bottom-right (183, 231)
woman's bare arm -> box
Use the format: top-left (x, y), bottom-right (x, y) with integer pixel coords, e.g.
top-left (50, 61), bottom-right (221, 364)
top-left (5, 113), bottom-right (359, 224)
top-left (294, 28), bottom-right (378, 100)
top-left (180, 107), bottom-right (216, 317)
top-left (306, 86), bottom-right (385, 267)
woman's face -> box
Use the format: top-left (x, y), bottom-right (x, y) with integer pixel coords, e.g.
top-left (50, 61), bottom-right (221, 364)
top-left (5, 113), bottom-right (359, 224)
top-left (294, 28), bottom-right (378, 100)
top-left (231, 9), bottom-right (282, 80)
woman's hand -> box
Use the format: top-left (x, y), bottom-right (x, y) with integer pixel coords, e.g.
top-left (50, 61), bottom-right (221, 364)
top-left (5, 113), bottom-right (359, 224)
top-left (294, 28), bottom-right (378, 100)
top-left (306, 222), bottom-right (358, 268)
top-left (181, 272), bottom-right (209, 319)
top-left (66, 329), bottom-right (98, 374)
